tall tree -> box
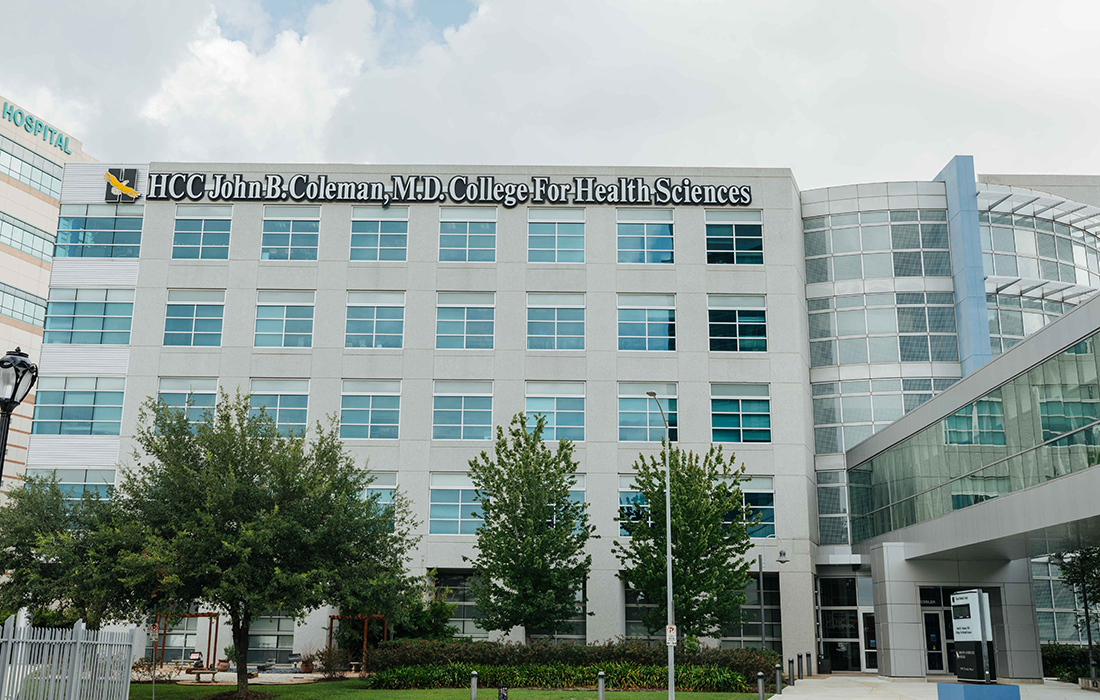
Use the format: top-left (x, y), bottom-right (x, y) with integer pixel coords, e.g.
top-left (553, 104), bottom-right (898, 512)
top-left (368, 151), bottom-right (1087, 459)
top-left (0, 476), bottom-right (143, 628)
top-left (118, 390), bottom-right (419, 692)
top-left (614, 443), bottom-right (753, 640)
top-left (466, 412), bottom-right (595, 641)
top-left (1057, 547), bottom-right (1100, 671)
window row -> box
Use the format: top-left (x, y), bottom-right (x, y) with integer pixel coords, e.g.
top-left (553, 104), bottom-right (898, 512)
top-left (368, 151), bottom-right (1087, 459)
top-left (47, 288), bottom-right (769, 353)
top-left (0, 133), bottom-right (62, 199)
top-left (979, 210), bottom-right (1100, 288)
top-left (986, 293), bottom-right (1077, 356)
top-left (0, 281), bottom-right (47, 328)
top-left (54, 204), bottom-right (766, 265)
top-left (0, 210), bottom-right (54, 262)
top-left (33, 377), bottom-right (772, 446)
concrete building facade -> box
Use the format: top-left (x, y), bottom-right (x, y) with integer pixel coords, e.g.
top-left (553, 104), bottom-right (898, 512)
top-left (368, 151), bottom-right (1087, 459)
top-left (0, 95), bottom-right (93, 489)
top-left (19, 156), bottom-right (1100, 678)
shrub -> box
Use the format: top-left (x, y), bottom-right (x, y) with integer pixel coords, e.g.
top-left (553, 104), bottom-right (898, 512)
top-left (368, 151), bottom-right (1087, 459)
top-left (318, 646), bottom-right (350, 679)
top-left (131, 657), bottom-right (183, 683)
top-left (1042, 643), bottom-right (1097, 682)
top-left (359, 638), bottom-right (777, 686)
top-left (363, 662), bottom-right (748, 692)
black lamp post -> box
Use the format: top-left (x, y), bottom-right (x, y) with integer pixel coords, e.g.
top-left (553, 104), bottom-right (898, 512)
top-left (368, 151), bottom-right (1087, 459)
top-left (0, 347), bottom-right (38, 479)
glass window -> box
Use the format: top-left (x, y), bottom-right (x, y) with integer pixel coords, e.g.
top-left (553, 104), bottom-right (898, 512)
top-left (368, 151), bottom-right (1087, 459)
top-left (254, 290), bottom-right (314, 347)
top-left (172, 205), bottom-right (231, 259)
top-left (0, 210), bottom-right (54, 262)
top-left (24, 467), bottom-right (115, 502)
top-left (164, 289), bottom-right (224, 347)
top-left (618, 475), bottom-right (649, 537)
top-left (436, 292), bottom-right (495, 349)
top-left (351, 205), bottom-right (408, 261)
top-left (711, 384), bottom-right (771, 443)
top-left (32, 376), bottom-right (125, 435)
top-left (708, 295), bottom-right (767, 352)
top-left (261, 205), bottom-right (319, 260)
top-left (249, 379), bottom-right (309, 436)
top-left (719, 572), bottom-right (782, 653)
top-left (0, 281), bottom-right (46, 328)
top-left (525, 381), bottom-right (585, 442)
top-left (54, 204), bottom-right (143, 259)
top-left (526, 292), bottom-right (584, 350)
top-left (340, 380), bottom-right (400, 439)
top-left (429, 474), bottom-right (482, 534)
top-left (432, 380), bottom-right (492, 440)
top-left (367, 472), bottom-right (397, 505)
top-left (247, 615), bottom-right (295, 664)
top-left (618, 382), bottom-right (677, 442)
top-left (705, 210), bottom-right (763, 264)
top-left (0, 133), bottom-right (63, 198)
top-left (528, 208), bottom-right (584, 263)
top-left (157, 377), bottom-right (217, 426)
top-left (346, 291), bottom-right (404, 348)
top-left (43, 288), bottom-right (134, 345)
top-left (618, 293), bottom-right (675, 351)
top-left (436, 571), bottom-right (488, 636)
top-left (741, 476), bottom-right (775, 538)
top-left (617, 209), bottom-right (673, 264)
top-left (440, 207), bottom-right (497, 262)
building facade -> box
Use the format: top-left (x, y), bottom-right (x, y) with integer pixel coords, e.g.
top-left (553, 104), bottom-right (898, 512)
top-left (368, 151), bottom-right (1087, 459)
top-left (0, 95), bottom-right (93, 490)
top-left (21, 156), bottom-right (1100, 676)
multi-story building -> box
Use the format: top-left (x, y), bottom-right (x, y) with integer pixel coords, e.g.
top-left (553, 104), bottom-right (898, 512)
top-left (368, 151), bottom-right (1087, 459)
top-left (0, 95), bottom-right (93, 489)
top-left (25, 156), bottom-right (1100, 678)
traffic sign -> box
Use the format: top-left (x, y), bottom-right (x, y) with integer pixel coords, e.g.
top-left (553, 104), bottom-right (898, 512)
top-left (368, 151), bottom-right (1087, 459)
top-left (666, 624), bottom-right (677, 646)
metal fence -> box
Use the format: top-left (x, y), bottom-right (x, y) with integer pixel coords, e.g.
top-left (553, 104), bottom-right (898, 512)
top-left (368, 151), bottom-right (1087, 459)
top-left (0, 615), bottom-right (138, 700)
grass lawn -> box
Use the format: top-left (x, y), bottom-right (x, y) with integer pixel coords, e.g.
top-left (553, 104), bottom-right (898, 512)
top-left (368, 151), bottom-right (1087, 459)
top-left (129, 681), bottom-right (763, 699)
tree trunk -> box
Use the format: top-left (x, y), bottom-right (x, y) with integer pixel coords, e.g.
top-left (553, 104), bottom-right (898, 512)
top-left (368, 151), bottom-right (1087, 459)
top-left (233, 619), bottom-right (250, 692)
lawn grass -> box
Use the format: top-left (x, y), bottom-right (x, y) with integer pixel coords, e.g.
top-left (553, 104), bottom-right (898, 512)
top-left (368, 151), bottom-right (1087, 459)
top-left (129, 681), bottom-right (763, 699)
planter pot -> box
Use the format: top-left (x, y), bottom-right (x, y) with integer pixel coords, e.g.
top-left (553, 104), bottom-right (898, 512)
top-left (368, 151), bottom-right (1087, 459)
top-left (300, 662), bottom-right (315, 674)
top-left (216, 661), bottom-right (230, 672)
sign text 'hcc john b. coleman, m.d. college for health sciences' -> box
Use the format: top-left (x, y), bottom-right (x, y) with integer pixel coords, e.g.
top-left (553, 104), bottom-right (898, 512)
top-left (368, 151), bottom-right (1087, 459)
top-left (146, 173), bottom-right (752, 207)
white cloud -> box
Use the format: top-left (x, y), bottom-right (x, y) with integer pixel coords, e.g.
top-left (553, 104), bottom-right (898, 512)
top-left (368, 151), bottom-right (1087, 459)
top-left (1, 0), bottom-right (1099, 188)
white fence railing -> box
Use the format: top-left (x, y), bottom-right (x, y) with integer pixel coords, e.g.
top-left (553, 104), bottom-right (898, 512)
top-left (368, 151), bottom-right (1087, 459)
top-left (0, 615), bottom-right (138, 700)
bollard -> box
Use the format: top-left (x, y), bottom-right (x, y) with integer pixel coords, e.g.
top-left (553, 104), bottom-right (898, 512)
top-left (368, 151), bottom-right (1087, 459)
top-left (598, 671), bottom-right (606, 700)
top-left (806, 651), bottom-right (813, 677)
top-left (470, 670), bottom-right (477, 700)
top-left (775, 662), bottom-right (783, 694)
top-left (798, 653), bottom-right (803, 680)
top-left (498, 687), bottom-right (508, 700)
top-left (758, 671), bottom-right (765, 700)
top-left (788, 657), bottom-right (795, 684)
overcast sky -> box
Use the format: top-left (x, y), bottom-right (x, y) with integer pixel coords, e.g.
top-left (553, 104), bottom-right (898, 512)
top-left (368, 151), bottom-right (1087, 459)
top-left (2, 0), bottom-right (1098, 190)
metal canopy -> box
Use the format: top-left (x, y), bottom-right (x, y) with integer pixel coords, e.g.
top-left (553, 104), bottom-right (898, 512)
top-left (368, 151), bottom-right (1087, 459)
top-left (976, 183), bottom-right (1100, 235)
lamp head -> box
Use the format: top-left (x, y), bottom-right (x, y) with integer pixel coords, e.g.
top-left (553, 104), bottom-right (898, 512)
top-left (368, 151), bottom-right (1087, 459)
top-left (646, 391), bottom-right (657, 398)
top-left (0, 347), bottom-right (38, 412)
top-left (776, 549), bottom-right (790, 565)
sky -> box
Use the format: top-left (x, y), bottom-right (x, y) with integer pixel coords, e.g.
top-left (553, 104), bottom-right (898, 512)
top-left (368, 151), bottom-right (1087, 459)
top-left (1, 0), bottom-right (1098, 190)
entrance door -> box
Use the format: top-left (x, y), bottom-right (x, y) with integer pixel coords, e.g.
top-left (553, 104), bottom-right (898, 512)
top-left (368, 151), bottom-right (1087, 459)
top-left (924, 612), bottom-right (946, 673)
top-left (862, 613), bottom-right (878, 671)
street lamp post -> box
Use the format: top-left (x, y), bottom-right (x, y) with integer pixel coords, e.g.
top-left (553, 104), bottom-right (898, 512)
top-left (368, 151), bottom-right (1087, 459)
top-left (0, 348), bottom-right (38, 480)
top-left (646, 391), bottom-right (675, 700)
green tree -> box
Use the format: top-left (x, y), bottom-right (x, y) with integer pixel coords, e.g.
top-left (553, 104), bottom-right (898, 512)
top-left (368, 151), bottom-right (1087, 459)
top-left (117, 390), bottom-right (419, 691)
top-left (614, 443), bottom-right (752, 639)
top-left (466, 412), bottom-right (595, 641)
top-left (1057, 547), bottom-right (1100, 671)
top-left (0, 477), bottom-right (143, 629)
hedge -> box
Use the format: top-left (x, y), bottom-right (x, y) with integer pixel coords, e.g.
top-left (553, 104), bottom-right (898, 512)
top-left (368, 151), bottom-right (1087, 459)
top-left (1042, 643), bottom-right (1097, 682)
top-left (364, 662), bottom-right (748, 692)
top-left (360, 638), bottom-right (778, 685)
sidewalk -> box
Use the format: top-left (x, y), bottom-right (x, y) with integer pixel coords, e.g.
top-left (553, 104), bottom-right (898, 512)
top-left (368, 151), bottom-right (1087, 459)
top-left (779, 675), bottom-right (1094, 700)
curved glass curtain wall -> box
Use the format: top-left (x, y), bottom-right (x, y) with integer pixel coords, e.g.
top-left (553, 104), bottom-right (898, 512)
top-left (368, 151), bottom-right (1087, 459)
top-left (849, 334), bottom-right (1100, 543)
top-left (803, 207), bottom-right (961, 460)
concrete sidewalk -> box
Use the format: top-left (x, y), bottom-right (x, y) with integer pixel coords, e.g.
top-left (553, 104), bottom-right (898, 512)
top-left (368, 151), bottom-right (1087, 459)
top-left (780, 676), bottom-right (1093, 700)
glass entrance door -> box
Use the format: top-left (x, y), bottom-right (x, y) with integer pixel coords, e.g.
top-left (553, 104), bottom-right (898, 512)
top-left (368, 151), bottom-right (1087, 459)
top-left (862, 612), bottom-right (877, 671)
top-left (924, 612), bottom-right (946, 673)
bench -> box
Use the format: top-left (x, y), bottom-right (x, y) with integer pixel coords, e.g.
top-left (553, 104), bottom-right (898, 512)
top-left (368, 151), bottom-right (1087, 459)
top-left (184, 668), bottom-right (218, 683)
top-left (349, 661), bottom-right (362, 673)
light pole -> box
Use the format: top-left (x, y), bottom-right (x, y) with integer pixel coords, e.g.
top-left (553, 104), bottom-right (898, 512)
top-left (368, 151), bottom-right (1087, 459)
top-left (646, 391), bottom-right (675, 699)
top-left (763, 536), bottom-right (790, 649)
top-left (0, 347), bottom-right (38, 480)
